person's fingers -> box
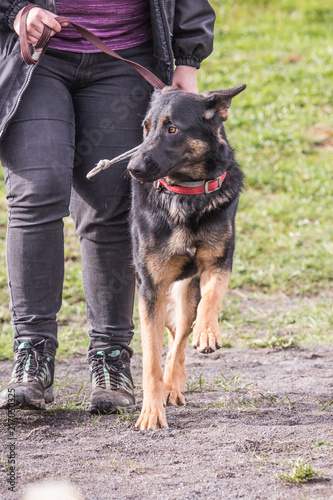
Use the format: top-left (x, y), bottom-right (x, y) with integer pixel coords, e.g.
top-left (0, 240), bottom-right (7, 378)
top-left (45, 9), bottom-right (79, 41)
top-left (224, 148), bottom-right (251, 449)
top-left (27, 26), bottom-right (43, 39)
top-left (40, 13), bottom-right (62, 33)
top-left (14, 7), bottom-right (68, 38)
top-left (26, 9), bottom-right (62, 36)
top-left (27, 35), bottom-right (40, 45)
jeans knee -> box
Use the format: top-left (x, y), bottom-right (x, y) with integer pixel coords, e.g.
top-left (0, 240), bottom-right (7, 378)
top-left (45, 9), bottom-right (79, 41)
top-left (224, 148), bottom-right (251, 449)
top-left (6, 167), bottom-right (72, 227)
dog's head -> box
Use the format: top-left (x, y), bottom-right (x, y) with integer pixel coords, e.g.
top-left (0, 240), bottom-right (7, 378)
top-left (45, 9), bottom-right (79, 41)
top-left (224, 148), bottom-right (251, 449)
top-left (127, 84), bottom-right (246, 183)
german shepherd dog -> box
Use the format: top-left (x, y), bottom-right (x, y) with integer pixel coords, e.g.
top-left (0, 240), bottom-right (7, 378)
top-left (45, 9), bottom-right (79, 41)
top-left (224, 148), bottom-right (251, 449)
top-left (127, 84), bottom-right (246, 430)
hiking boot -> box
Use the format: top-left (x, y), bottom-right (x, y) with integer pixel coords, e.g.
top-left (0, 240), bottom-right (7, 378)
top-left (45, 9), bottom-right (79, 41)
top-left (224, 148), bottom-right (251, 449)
top-left (0, 337), bottom-right (56, 410)
top-left (88, 347), bottom-right (135, 414)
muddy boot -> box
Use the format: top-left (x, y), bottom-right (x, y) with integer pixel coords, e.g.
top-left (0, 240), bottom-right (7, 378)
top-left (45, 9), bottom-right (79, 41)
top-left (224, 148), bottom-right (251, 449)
top-left (0, 337), bottom-right (56, 410)
top-left (88, 347), bottom-right (135, 414)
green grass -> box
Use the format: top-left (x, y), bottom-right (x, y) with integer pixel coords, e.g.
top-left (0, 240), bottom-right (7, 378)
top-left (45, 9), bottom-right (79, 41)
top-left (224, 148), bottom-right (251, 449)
top-left (186, 369), bottom-right (254, 394)
top-left (114, 408), bottom-right (140, 426)
top-left (0, 0), bottom-right (332, 360)
top-left (200, 0), bottom-right (333, 295)
top-left (277, 457), bottom-right (323, 484)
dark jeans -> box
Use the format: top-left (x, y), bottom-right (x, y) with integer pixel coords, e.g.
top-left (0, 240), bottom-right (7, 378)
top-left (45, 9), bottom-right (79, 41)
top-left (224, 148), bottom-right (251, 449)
top-left (0, 41), bottom-right (154, 351)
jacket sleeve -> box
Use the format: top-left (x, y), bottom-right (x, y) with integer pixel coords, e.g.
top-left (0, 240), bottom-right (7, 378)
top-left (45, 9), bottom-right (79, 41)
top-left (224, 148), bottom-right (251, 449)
top-left (0, 0), bottom-right (30, 31)
top-left (172, 0), bottom-right (215, 68)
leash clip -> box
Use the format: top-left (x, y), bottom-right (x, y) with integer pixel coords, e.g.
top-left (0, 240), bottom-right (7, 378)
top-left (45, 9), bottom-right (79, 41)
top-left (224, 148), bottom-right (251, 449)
top-left (153, 180), bottom-right (162, 190)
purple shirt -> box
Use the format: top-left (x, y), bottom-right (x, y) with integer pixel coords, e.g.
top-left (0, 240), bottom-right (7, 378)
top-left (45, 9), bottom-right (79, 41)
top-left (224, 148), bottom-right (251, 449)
top-left (48, 0), bottom-right (152, 52)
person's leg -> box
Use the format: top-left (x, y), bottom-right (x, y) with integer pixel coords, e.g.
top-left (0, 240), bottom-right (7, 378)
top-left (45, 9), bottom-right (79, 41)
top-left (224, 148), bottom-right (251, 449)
top-left (0, 50), bottom-right (76, 409)
top-left (70, 41), bottom-right (155, 412)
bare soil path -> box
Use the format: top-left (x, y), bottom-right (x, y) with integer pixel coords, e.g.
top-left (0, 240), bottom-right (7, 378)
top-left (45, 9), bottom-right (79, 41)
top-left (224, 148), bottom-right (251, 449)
top-left (1, 345), bottom-right (333, 499)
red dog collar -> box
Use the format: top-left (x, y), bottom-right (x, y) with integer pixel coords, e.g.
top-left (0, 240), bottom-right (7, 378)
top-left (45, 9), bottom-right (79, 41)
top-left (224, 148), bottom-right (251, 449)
top-left (153, 172), bottom-right (227, 195)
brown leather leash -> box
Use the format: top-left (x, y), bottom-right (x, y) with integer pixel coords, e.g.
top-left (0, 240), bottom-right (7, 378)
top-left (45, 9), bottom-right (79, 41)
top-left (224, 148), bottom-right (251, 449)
top-left (19, 3), bottom-right (165, 90)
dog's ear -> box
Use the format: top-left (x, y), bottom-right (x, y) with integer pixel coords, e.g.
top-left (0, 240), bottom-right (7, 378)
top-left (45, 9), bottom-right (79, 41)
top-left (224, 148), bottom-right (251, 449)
top-left (202, 84), bottom-right (246, 122)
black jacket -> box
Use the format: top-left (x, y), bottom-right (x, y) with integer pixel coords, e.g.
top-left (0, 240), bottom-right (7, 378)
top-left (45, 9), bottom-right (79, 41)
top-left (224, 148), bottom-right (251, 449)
top-left (0, 0), bottom-right (215, 138)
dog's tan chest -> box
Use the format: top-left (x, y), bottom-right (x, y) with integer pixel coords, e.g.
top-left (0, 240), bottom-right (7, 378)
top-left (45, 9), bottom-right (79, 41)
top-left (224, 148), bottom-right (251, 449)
top-left (167, 228), bottom-right (197, 257)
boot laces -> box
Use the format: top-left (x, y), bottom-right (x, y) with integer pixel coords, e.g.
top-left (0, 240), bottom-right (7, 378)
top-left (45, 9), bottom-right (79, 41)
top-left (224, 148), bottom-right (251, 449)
top-left (91, 354), bottom-right (127, 390)
top-left (14, 341), bottom-right (46, 382)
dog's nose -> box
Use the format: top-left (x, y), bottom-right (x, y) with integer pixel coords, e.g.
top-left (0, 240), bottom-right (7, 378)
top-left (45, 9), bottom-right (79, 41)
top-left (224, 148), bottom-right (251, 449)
top-left (127, 164), bottom-right (144, 178)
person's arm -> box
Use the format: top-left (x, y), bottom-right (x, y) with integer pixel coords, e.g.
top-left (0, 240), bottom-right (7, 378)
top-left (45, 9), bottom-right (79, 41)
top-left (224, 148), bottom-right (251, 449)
top-left (172, 0), bottom-right (215, 92)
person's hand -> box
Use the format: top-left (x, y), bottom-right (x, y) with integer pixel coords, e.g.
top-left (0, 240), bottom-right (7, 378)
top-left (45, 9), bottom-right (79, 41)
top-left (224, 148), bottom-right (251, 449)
top-left (172, 65), bottom-right (198, 93)
top-left (13, 6), bottom-right (68, 46)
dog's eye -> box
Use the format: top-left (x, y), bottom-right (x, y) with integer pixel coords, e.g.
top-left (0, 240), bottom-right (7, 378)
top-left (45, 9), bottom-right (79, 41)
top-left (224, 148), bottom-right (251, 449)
top-left (143, 120), bottom-right (151, 136)
top-left (168, 126), bottom-right (177, 134)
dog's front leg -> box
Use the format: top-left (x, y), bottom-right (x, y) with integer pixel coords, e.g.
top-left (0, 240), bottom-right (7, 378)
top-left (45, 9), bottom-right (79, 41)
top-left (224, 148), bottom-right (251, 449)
top-left (192, 269), bottom-right (231, 353)
top-left (164, 278), bottom-right (199, 406)
top-left (136, 293), bottom-right (168, 430)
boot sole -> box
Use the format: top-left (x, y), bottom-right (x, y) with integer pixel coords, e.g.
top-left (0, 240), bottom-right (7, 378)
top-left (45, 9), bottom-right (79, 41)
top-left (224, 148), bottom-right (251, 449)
top-left (89, 387), bottom-right (135, 414)
top-left (0, 386), bottom-right (54, 410)
top-left (89, 402), bottom-right (136, 415)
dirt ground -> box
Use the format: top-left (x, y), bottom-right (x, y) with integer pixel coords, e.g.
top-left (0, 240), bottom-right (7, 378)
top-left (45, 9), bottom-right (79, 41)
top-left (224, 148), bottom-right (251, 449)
top-left (1, 343), bottom-right (333, 500)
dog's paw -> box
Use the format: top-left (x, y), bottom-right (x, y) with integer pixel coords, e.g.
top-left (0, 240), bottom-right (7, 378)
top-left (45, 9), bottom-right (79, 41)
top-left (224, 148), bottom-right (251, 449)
top-left (192, 327), bottom-right (221, 353)
top-left (164, 385), bottom-right (185, 406)
top-left (135, 404), bottom-right (168, 431)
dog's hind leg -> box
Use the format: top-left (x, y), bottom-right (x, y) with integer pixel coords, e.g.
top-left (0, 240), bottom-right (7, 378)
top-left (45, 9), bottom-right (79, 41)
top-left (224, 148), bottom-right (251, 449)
top-left (165, 301), bottom-right (176, 351)
top-left (164, 277), bottom-right (199, 406)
